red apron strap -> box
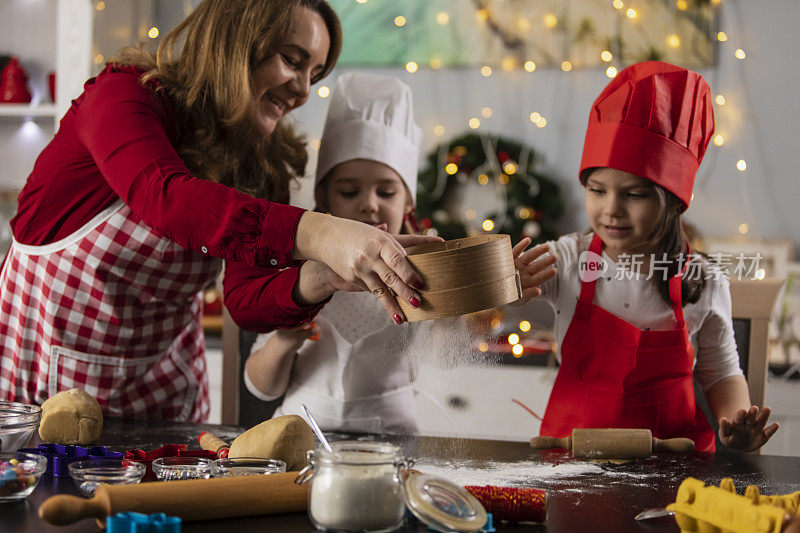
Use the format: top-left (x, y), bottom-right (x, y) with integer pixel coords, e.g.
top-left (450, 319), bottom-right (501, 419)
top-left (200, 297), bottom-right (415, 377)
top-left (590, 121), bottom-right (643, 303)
top-left (578, 234), bottom-right (605, 304)
top-left (668, 243), bottom-right (692, 325)
top-left (585, 234), bottom-right (690, 324)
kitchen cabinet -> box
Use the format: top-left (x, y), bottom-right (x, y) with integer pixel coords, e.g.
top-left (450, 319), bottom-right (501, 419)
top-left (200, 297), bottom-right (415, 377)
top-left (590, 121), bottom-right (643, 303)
top-left (413, 362), bottom-right (557, 442)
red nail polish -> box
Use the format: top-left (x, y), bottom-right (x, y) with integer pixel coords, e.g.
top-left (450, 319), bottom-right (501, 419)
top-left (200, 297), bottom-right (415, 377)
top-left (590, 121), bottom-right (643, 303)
top-left (393, 314), bottom-right (403, 325)
top-left (409, 297), bottom-right (420, 308)
top-left (414, 281), bottom-right (424, 290)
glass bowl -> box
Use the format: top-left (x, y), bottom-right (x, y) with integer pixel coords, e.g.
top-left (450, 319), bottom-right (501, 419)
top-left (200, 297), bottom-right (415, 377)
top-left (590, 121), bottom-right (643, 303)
top-left (68, 458), bottom-right (145, 496)
top-left (212, 457), bottom-right (286, 477)
top-left (152, 456), bottom-right (212, 481)
top-left (0, 452), bottom-right (47, 502)
top-left (0, 401), bottom-right (42, 452)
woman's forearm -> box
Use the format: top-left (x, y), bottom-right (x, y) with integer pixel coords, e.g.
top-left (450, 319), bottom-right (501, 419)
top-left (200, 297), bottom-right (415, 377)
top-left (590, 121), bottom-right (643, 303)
top-left (705, 374), bottom-right (752, 421)
top-left (293, 211), bottom-right (331, 261)
top-left (244, 335), bottom-right (299, 398)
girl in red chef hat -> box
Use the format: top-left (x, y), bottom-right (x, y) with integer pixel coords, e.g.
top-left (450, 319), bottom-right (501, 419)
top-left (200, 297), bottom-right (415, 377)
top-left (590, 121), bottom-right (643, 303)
top-left (536, 61), bottom-right (778, 452)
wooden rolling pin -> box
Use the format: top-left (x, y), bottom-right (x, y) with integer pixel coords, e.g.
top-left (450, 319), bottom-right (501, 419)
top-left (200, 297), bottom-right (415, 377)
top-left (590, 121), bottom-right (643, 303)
top-left (530, 428), bottom-right (694, 459)
top-left (39, 472), bottom-right (307, 526)
top-left (198, 431), bottom-right (230, 458)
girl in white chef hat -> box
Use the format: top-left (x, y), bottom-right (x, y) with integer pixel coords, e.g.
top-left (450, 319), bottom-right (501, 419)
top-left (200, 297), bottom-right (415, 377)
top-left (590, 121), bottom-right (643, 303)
top-left (244, 72), bottom-right (555, 434)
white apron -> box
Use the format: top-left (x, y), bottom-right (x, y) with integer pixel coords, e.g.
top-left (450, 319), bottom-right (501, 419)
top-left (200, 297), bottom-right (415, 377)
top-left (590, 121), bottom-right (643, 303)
top-left (0, 200), bottom-right (222, 421)
top-left (273, 291), bottom-right (418, 434)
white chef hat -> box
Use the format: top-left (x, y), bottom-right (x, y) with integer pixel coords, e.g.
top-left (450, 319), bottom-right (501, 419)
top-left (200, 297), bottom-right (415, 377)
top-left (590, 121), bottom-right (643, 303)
top-left (315, 72), bottom-right (422, 204)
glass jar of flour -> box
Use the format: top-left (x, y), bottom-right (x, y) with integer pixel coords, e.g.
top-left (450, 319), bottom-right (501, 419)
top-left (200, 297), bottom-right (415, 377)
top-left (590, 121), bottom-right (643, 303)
top-left (295, 440), bottom-right (488, 533)
top-left (297, 441), bottom-right (408, 532)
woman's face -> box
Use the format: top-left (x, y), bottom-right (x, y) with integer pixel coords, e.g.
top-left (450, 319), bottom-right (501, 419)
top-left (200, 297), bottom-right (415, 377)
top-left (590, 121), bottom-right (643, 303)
top-left (252, 6), bottom-right (330, 136)
top-left (584, 168), bottom-right (662, 261)
top-left (322, 159), bottom-right (412, 235)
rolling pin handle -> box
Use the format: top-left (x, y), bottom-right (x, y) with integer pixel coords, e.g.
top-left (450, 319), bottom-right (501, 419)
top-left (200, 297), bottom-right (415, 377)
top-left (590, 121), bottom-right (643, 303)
top-left (530, 436), bottom-right (572, 451)
top-left (38, 494), bottom-right (108, 526)
top-left (198, 431), bottom-right (230, 458)
top-left (652, 437), bottom-right (695, 453)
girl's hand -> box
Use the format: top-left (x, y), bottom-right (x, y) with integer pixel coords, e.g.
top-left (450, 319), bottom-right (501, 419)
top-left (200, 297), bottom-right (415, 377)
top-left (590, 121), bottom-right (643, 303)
top-left (718, 405), bottom-right (780, 452)
top-left (275, 322), bottom-right (320, 347)
top-left (512, 238), bottom-right (558, 305)
top-left (294, 212), bottom-right (442, 323)
top-left (299, 260), bottom-right (364, 302)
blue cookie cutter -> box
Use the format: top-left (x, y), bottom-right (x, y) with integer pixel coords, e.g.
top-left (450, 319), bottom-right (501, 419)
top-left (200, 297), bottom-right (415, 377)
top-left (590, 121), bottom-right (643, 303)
top-left (106, 512), bottom-right (181, 533)
top-left (17, 444), bottom-right (123, 477)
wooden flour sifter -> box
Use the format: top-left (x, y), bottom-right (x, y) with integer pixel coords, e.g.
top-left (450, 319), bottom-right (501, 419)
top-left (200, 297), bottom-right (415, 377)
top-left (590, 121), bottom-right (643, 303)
top-left (397, 234), bottom-right (522, 321)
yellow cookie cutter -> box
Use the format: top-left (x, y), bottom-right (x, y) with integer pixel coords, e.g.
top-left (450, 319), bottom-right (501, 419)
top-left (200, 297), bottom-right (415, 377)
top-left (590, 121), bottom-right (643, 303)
top-left (667, 477), bottom-right (800, 533)
top-left (668, 477), bottom-right (800, 533)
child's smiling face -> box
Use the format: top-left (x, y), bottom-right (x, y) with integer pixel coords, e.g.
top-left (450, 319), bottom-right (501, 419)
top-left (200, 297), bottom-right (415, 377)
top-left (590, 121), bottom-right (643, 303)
top-left (584, 168), bottom-right (662, 261)
top-left (320, 159), bottom-right (412, 235)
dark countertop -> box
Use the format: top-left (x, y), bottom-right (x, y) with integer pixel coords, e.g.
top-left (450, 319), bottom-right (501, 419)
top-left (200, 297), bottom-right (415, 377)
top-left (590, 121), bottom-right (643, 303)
top-left (2, 418), bottom-right (799, 532)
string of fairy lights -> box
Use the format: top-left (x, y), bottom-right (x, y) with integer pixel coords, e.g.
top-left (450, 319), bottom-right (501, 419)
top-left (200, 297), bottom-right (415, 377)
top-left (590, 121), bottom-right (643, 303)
top-left (90, 0), bottom-right (761, 281)
top-left (91, 1), bottom-right (161, 67)
top-left (308, 1), bottom-right (756, 249)
top-left (89, 0), bottom-right (758, 246)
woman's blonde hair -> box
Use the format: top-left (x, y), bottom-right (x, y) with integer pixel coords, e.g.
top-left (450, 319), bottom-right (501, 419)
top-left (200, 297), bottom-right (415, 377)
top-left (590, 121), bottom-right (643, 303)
top-left (110, 0), bottom-right (342, 203)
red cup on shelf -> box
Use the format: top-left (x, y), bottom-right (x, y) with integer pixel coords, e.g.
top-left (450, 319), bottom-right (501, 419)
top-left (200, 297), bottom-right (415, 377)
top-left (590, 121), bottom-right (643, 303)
top-left (48, 72), bottom-right (56, 102)
top-left (0, 57), bottom-right (32, 104)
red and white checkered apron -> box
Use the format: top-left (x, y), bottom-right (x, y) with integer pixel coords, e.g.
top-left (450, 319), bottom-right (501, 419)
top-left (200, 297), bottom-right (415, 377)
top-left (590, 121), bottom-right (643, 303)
top-left (0, 200), bottom-right (222, 421)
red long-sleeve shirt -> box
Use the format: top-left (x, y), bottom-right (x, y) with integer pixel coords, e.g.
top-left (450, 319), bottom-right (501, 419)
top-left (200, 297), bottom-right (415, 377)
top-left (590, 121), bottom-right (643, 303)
top-left (10, 65), bottom-right (323, 331)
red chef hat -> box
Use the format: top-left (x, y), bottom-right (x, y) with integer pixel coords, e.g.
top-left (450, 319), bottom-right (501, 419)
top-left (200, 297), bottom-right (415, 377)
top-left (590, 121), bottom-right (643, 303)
top-left (579, 61), bottom-right (714, 210)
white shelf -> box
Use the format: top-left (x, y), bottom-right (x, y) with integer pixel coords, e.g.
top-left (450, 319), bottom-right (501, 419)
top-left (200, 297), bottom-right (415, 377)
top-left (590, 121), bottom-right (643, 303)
top-left (0, 103), bottom-right (57, 119)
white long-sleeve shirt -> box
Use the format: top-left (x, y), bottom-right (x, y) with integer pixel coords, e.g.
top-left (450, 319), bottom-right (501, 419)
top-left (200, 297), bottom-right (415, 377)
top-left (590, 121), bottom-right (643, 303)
top-left (539, 232), bottom-right (743, 392)
top-left (244, 291), bottom-right (419, 434)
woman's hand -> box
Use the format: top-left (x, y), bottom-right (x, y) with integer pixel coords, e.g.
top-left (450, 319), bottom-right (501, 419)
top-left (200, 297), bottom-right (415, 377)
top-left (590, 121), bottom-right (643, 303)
top-left (512, 238), bottom-right (558, 305)
top-left (294, 211), bottom-right (442, 323)
top-left (718, 405), bottom-right (779, 452)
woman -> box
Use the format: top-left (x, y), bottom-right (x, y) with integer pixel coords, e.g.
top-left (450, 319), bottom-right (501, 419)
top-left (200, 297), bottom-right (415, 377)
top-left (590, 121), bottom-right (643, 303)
top-left (0, 0), bottom-right (438, 422)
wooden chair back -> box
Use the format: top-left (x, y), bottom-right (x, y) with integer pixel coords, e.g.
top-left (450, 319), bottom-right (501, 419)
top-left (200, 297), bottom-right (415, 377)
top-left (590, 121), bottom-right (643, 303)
top-left (220, 311), bottom-right (284, 426)
top-left (729, 279), bottom-right (783, 408)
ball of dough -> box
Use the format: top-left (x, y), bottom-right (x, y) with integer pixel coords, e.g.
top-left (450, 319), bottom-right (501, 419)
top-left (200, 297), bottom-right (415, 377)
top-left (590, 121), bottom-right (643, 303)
top-left (229, 415), bottom-right (314, 470)
top-left (39, 388), bottom-right (103, 445)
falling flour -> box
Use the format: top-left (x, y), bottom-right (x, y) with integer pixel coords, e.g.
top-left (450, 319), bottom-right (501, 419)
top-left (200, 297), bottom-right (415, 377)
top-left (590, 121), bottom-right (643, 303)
top-left (391, 316), bottom-right (499, 376)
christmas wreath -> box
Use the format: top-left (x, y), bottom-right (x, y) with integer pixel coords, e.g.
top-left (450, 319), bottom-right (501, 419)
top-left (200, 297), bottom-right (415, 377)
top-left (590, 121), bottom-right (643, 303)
top-left (415, 132), bottom-right (564, 244)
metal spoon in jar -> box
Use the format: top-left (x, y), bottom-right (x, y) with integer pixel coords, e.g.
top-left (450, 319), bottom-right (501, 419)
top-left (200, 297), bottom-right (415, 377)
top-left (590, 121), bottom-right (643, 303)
top-left (301, 404), bottom-right (332, 453)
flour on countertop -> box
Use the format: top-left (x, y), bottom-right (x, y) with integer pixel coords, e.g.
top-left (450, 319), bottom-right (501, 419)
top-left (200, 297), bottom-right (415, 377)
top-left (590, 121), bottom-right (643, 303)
top-left (414, 457), bottom-right (666, 491)
top-left (414, 454), bottom-right (800, 496)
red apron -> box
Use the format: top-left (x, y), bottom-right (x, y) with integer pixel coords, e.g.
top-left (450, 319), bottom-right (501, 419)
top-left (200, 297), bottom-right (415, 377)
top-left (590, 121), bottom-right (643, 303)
top-left (540, 234), bottom-right (715, 452)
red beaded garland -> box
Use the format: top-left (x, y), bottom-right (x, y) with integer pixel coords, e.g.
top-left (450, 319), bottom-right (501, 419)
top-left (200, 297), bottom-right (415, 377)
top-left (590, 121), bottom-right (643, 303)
top-left (464, 485), bottom-right (547, 523)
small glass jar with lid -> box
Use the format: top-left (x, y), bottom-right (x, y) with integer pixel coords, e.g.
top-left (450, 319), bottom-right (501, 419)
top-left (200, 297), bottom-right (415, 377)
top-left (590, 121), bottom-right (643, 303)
top-left (295, 440), bottom-right (488, 533)
top-left (298, 441), bottom-right (407, 532)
